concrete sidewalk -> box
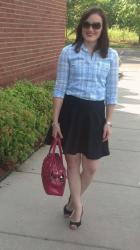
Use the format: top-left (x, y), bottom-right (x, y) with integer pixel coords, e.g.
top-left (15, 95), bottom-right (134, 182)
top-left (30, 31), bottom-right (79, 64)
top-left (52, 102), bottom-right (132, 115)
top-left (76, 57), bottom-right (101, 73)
top-left (0, 50), bottom-right (140, 250)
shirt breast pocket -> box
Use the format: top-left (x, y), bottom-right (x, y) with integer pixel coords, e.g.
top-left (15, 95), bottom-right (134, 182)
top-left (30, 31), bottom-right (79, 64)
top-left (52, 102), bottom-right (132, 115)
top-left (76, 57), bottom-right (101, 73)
top-left (70, 60), bottom-right (84, 78)
top-left (96, 62), bottom-right (110, 80)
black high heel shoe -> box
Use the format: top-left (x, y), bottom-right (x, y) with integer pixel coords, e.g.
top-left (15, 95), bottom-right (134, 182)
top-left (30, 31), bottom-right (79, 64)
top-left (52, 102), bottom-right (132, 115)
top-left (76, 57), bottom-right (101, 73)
top-left (63, 195), bottom-right (73, 218)
top-left (69, 206), bottom-right (83, 230)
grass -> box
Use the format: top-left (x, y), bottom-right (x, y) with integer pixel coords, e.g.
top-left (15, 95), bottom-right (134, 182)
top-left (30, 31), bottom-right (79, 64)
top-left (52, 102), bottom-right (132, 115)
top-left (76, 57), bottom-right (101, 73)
top-left (66, 27), bottom-right (140, 49)
top-left (109, 26), bottom-right (139, 48)
top-left (110, 42), bottom-right (139, 49)
top-left (109, 26), bottom-right (138, 43)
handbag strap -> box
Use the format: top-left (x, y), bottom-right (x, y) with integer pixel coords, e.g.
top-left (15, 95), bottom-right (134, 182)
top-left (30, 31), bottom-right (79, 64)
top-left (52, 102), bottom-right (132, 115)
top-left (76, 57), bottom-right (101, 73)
top-left (49, 136), bottom-right (63, 163)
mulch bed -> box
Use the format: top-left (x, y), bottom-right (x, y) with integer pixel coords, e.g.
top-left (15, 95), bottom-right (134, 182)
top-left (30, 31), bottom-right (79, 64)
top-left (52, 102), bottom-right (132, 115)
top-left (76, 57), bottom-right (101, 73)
top-left (0, 162), bottom-right (15, 182)
top-left (0, 168), bottom-right (12, 182)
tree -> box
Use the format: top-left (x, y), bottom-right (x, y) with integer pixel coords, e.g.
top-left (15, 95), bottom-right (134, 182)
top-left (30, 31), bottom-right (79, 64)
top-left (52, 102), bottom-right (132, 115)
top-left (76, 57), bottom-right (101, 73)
top-left (67, 0), bottom-right (108, 30)
top-left (116, 0), bottom-right (140, 43)
top-left (67, 0), bottom-right (140, 43)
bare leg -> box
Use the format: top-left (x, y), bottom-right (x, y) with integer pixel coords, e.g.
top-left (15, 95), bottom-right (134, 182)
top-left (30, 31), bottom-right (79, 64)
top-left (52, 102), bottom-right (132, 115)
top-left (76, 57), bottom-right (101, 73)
top-left (80, 155), bottom-right (100, 195)
top-left (66, 155), bottom-right (100, 205)
top-left (65, 153), bottom-right (83, 222)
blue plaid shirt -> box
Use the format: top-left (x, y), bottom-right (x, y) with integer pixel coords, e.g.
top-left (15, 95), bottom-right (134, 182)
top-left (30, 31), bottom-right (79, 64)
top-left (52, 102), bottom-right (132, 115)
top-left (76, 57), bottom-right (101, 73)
top-left (53, 44), bottom-right (119, 104)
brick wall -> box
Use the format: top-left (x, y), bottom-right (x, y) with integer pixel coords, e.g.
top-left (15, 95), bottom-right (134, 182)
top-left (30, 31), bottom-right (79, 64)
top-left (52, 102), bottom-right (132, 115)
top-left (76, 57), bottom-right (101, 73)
top-left (0, 0), bottom-right (67, 86)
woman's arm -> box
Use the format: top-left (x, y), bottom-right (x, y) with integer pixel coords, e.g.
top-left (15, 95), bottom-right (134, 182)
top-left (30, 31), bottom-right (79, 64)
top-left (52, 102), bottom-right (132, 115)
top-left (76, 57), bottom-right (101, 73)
top-left (52, 46), bottom-right (70, 138)
top-left (52, 97), bottom-right (63, 124)
top-left (106, 104), bottom-right (116, 124)
top-left (52, 97), bottom-right (63, 138)
top-left (102, 104), bottom-right (115, 142)
top-left (103, 49), bottom-right (119, 142)
top-left (105, 49), bottom-right (119, 106)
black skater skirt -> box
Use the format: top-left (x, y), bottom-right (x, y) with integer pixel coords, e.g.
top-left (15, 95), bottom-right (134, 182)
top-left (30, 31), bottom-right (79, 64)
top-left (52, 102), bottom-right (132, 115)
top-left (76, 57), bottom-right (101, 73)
top-left (45, 95), bottom-right (110, 160)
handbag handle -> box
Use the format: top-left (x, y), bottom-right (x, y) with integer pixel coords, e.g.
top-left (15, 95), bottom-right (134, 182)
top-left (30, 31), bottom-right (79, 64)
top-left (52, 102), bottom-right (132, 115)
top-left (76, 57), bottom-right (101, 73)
top-left (49, 135), bottom-right (63, 163)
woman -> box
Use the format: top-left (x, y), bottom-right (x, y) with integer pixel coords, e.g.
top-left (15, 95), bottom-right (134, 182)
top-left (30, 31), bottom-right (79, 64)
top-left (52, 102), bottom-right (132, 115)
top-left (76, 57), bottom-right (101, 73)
top-left (45, 6), bottom-right (119, 230)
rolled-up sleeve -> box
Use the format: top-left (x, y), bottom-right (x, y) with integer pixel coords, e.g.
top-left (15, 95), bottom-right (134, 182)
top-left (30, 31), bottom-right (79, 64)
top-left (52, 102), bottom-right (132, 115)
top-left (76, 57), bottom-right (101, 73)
top-left (105, 50), bottom-right (119, 105)
top-left (53, 47), bottom-right (69, 98)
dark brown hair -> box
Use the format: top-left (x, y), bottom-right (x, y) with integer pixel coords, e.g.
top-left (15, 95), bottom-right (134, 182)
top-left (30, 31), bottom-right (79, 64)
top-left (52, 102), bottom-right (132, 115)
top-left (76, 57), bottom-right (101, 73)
top-left (73, 7), bottom-right (109, 58)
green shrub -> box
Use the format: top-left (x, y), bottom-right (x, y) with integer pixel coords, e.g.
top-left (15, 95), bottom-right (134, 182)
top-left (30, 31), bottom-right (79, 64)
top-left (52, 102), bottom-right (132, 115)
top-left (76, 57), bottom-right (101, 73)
top-left (0, 80), bottom-right (53, 168)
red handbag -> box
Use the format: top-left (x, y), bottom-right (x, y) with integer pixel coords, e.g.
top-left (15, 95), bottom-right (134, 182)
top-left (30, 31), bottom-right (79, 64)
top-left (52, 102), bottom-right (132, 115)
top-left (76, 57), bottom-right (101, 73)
top-left (41, 136), bottom-right (66, 196)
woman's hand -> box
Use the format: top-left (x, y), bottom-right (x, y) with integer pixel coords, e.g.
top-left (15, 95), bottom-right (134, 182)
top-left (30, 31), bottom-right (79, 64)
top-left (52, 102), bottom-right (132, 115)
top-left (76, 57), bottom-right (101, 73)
top-left (102, 123), bottom-right (112, 142)
top-left (52, 122), bottom-right (63, 139)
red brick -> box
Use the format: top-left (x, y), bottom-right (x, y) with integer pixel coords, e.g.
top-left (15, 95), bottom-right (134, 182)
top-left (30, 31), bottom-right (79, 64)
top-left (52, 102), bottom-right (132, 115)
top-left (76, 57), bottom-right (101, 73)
top-left (0, 0), bottom-right (66, 86)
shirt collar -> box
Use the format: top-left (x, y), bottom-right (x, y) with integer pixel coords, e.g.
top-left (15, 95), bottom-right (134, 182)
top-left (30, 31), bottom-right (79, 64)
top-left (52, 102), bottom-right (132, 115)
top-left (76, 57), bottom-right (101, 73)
top-left (80, 43), bottom-right (98, 54)
top-left (81, 43), bottom-right (89, 53)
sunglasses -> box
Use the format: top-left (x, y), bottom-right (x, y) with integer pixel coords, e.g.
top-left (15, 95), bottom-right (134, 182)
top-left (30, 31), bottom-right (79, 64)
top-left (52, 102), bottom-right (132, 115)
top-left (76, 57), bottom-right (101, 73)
top-left (82, 21), bottom-right (102, 30)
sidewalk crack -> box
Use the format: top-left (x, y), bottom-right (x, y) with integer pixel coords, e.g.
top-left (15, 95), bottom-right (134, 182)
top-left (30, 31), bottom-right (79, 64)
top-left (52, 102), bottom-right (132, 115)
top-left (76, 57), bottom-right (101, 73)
top-left (0, 231), bottom-right (122, 250)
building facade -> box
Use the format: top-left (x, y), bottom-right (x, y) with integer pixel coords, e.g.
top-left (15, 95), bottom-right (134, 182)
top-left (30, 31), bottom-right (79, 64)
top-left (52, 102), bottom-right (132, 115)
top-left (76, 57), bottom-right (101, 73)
top-left (0, 0), bottom-right (66, 86)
